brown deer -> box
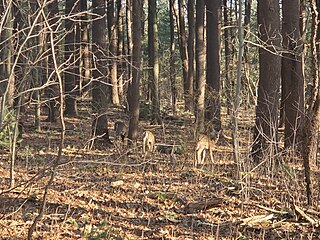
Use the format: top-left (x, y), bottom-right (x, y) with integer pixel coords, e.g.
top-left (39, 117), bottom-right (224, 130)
top-left (195, 130), bottom-right (220, 167)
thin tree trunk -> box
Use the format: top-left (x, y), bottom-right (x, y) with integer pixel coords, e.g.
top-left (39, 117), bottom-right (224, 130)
top-left (107, 0), bottom-right (120, 105)
top-left (46, 0), bottom-right (59, 122)
top-left (178, 0), bottom-right (192, 112)
top-left (80, 0), bottom-right (90, 96)
top-left (148, 0), bottom-right (161, 124)
top-left (170, 0), bottom-right (177, 115)
top-left (223, 0), bottom-right (231, 115)
top-left (195, 0), bottom-right (205, 132)
top-left (300, 0), bottom-right (320, 206)
top-left (126, 0), bottom-right (133, 93)
top-left (64, 0), bottom-right (79, 116)
top-left (187, 0), bottom-right (195, 113)
top-left (232, 0), bottom-right (244, 177)
top-left (117, 0), bottom-right (124, 103)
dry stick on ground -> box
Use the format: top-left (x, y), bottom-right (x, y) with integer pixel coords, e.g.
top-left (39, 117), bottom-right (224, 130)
top-left (294, 204), bottom-right (319, 226)
top-left (27, 6), bottom-right (66, 239)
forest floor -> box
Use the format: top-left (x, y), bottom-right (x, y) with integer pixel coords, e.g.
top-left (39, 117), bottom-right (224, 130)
top-left (1, 101), bottom-right (320, 239)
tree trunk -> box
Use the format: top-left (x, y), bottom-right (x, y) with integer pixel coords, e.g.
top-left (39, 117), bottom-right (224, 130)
top-left (205, 0), bottom-right (221, 131)
top-left (195, 0), bottom-right (205, 132)
top-left (107, 0), bottom-right (120, 105)
top-left (80, 0), bottom-right (90, 96)
top-left (300, 0), bottom-right (320, 206)
top-left (252, 0), bottom-right (281, 162)
top-left (170, 0), bottom-right (177, 115)
top-left (223, 0), bottom-right (232, 115)
top-left (117, 0), bottom-right (125, 104)
top-left (64, 0), bottom-right (79, 116)
top-left (187, 0), bottom-right (195, 114)
top-left (126, 0), bottom-right (133, 93)
top-left (127, 0), bottom-right (142, 142)
top-left (92, 0), bottom-right (111, 144)
top-left (0, 1), bottom-right (14, 109)
top-left (46, 0), bottom-right (59, 122)
top-left (148, 0), bottom-right (161, 124)
top-left (178, 0), bottom-right (192, 112)
top-left (281, 0), bottom-right (304, 149)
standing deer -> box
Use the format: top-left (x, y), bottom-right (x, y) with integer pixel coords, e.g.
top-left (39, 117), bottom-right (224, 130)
top-left (195, 130), bottom-right (220, 167)
top-left (143, 130), bottom-right (155, 154)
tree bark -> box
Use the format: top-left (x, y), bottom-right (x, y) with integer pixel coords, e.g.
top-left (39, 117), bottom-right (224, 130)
top-left (281, 0), bottom-right (304, 149)
top-left (187, 0), bottom-right (195, 113)
top-left (92, 0), bottom-right (111, 143)
top-left (116, 0), bottom-right (125, 103)
top-left (195, 0), bottom-right (205, 132)
top-left (148, 0), bottom-right (161, 124)
top-left (170, 0), bottom-right (177, 115)
top-left (127, 0), bottom-right (142, 142)
top-left (178, 0), bottom-right (192, 112)
top-left (46, 0), bottom-right (59, 122)
top-left (223, 0), bottom-right (232, 115)
top-left (107, 0), bottom-right (120, 105)
top-left (205, 0), bottom-right (221, 131)
top-left (64, 0), bottom-right (79, 116)
top-left (252, 0), bottom-right (281, 162)
top-left (126, 0), bottom-right (133, 92)
top-left (300, 0), bottom-right (320, 206)
top-left (80, 0), bottom-right (90, 96)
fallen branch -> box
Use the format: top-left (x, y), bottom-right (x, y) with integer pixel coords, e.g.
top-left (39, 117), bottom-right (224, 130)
top-left (184, 197), bottom-right (223, 214)
top-left (241, 214), bottom-right (274, 226)
top-left (294, 204), bottom-right (319, 226)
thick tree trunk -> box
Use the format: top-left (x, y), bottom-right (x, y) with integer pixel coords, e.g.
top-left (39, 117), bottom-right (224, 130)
top-left (127, 0), bottom-right (142, 142)
top-left (92, 0), bottom-right (111, 144)
top-left (281, 0), bottom-right (304, 150)
top-left (195, 0), bottom-right (205, 132)
top-left (252, 0), bottom-right (281, 162)
top-left (205, 0), bottom-right (221, 131)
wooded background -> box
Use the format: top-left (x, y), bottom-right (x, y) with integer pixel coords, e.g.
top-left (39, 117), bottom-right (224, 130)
top-left (1, 0), bottom-right (320, 238)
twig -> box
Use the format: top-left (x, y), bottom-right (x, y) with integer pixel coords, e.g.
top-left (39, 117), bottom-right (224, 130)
top-left (294, 204), bottom-right (318, 226)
